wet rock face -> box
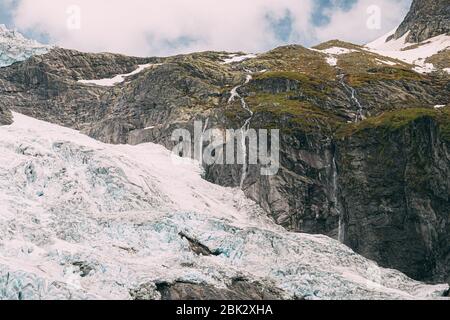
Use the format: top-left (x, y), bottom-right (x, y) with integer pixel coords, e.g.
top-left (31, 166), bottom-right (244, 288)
top-left (205, 127), bottom-right (341, 237)
top-left (394, 0), bottom-right (450, 43)
top-left (337, 117), bottom-right (450, 281)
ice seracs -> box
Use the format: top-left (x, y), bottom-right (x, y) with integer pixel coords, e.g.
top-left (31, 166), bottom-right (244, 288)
top-left (0, 24), bottom-right (52, 68)
top-left (0, 113), bottom-right (448, 300)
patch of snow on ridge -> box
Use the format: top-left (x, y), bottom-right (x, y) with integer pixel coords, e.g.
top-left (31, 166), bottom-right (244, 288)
top-left (78, 64), bottom-right (158, 86)
top-left (222, 53), bottom-right (257, 64)
top-left (366, 30), bottom-right (409, 51)
top-left (375, 58), bottom-right (397, 66)
top-left (320, 47), bottom-right (356, 55)
top-left (312, 47), bottom-right (356, 67)
top-left (413, 61), bottom-right (436, 74)
top-left (365, 28), bottom-right (397, 50)
top-left (366, 31), bottom-right (450, 73)
top-left (0, 24), bottom-right (52, 68)
top-left (326, 56), bottom-right (338, 67)
top-left (0, 113), bottom-right (448, 300)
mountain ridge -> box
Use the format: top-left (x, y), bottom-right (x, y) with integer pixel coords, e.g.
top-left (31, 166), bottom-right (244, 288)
top-left (392, 0), bottom-right (450, 43)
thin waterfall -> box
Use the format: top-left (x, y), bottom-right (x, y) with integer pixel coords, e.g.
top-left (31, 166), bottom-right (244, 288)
top-left (228, 74), bottom-right (254, 189)
top-left (332, 154), bottom-right (345, 243)
top-left (338, 73), bottom-right (365, 122)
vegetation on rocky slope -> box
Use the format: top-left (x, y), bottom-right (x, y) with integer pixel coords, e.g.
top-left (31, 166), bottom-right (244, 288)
top-left (346, 66), bottom-right (425, 87)
top-left (426, 50), bottom-right (450, 72)
top-left (246, 93), bottom-right (340, 134)
top-left (243, 45), bottom-right (336, 81)
top-left (338, 107), bottom-right (450, 141)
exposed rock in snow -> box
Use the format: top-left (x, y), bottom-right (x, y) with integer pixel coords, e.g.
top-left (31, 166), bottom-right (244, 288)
top-left (0, 113), bottom-right (448, 300)
top-left (0, 24), bottom-right (51, 68)
top-left (78, 64), bottom-right (158, 86)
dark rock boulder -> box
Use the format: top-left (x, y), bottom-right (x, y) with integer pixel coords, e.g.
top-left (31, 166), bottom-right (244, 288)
top-left (149, 279), bottom-right (287, 300)
top-left (178, 232), bottom-right (222, 256)
top-left (0, 105), bottom-right (12, 125)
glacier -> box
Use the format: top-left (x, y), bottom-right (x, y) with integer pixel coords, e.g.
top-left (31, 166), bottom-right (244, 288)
top-left (0, 113), bottom-right (448, 300)
top-left (0, 25), bottom-right (51, 68)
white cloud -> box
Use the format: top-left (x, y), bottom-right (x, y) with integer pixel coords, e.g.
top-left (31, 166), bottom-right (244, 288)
top-left (10, 0), bottom-right (411, 56)
top-left (315, 0), bottom-right (411, 45)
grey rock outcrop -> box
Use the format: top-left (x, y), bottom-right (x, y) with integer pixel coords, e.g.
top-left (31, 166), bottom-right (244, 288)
top-left (0, 105), bottom-right (12, 125)
top-left (393, 0), bottom-right (450, 43)
top-left (146, 279), bottom-right (288, 300)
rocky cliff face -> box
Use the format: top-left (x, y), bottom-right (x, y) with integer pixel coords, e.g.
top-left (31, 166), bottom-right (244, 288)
top-left (393, 0), bottom-right (449, 43)
top-left (337, 109), bottom-right (450, 281)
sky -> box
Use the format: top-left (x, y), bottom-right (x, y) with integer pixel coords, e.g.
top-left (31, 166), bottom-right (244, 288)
top-left (0, 0), bottom-right (412, 57)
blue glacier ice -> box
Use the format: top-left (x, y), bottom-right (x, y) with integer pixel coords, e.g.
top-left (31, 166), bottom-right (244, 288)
top-left (0, 24), bottom-right (51, 68)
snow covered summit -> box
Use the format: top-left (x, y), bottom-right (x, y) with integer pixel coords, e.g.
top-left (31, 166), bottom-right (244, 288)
top-left (0, 24), bottom-right (51, 68)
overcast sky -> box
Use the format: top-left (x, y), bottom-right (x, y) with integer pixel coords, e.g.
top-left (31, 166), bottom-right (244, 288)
top-left (0, 0), bottom-right (411, 56)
